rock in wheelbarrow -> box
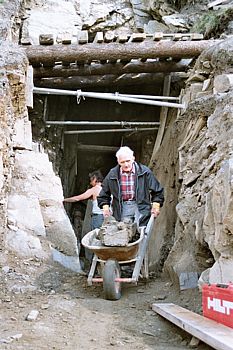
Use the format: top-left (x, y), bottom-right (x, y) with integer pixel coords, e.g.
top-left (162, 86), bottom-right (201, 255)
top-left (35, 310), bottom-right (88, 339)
top-left (98, 216), bottom-right (137, 246)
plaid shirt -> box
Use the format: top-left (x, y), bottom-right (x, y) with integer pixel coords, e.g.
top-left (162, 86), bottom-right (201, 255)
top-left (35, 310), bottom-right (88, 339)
top-left (120, 163), bottom-right (135, 201)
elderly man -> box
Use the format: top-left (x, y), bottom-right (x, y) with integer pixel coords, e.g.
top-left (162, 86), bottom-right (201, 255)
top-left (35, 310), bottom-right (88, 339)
top-left (97, 146), bottom-right (164, 227)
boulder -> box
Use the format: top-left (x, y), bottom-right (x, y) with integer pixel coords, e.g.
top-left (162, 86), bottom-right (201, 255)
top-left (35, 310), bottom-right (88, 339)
top-left (98, 216), bottom-right (137, 246)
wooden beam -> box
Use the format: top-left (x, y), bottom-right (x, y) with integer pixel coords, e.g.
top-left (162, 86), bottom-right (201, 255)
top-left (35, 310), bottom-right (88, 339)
top-left (76, 144), bottom-right (118, 152)
top-left (24, 40), bottom-right (220, 66)
top-left (152, 303), bottom-right (233, 350)
top-left (33, 59), bottom-right (188, 78)
top-left (34, 72), bottom-right (165, 89)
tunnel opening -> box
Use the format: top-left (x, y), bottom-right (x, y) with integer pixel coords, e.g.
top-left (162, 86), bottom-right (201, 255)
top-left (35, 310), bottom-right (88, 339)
top-left (44, 86), bottom-right (158, 216)
top-left (29, 72), bottom-right (184, 260)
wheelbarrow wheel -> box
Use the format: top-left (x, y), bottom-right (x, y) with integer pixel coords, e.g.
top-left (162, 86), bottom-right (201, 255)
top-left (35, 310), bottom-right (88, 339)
top-left (103, 259), bottom-right (121, 300)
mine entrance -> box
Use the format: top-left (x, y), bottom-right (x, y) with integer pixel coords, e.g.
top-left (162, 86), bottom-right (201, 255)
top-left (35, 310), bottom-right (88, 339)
top-left (26, 32), bottom-right (208, 193)
top-left (33, 81), bottom-right (165, 230)
top-left (26, 30), bottom-right (209, 241)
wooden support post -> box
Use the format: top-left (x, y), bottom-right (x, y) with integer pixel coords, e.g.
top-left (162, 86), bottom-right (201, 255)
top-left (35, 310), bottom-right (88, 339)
top-left (149, 74), bottom-right (171, 169)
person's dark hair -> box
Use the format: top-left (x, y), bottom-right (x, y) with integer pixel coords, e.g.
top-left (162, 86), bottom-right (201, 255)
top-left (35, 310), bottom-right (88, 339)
top-left (89, 170), bottom-right (103, 183)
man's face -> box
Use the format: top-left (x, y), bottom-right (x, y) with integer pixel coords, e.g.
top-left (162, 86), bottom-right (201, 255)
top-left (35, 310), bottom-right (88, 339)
top-left (118, 154), bottom-right (134, 172)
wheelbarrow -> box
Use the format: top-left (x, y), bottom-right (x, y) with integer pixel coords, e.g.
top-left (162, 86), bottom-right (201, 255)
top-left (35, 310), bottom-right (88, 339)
top-left (81, 215), bottom-right (155, 300)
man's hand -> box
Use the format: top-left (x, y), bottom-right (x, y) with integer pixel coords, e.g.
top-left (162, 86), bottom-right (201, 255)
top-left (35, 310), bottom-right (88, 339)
top-left (151, 202), bottom-right (160, 217)
top-left (103, 204), bottom-right (111, 217)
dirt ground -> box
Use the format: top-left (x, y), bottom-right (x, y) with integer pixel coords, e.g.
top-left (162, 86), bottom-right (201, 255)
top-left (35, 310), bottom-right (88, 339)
top-left (0, 254), bottom-right (214, 350)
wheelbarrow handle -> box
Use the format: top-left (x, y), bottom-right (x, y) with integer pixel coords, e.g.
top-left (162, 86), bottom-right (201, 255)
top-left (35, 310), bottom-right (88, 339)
top-left (131, 215), bottom-right (155, 282)
top-left (145, 214), bottom-right (155, 236)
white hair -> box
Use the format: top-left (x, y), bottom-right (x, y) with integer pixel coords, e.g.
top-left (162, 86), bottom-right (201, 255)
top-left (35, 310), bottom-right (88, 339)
top-left (116, 146), bottom-right (134, 160)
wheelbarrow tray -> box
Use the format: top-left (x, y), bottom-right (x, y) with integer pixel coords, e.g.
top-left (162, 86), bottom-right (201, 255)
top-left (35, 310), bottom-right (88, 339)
top-left (81, 228), bottom-right (144, 262)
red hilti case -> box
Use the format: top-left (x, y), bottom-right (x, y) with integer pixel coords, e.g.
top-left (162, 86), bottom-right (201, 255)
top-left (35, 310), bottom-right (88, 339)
top-left (202, 283), bottom-right (233, 328)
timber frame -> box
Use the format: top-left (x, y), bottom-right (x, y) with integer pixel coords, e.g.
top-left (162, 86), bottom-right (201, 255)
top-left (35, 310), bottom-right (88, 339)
top-left (25, 30), bottom-right (220, 164)
top-left (23, 30), bottom-right (220, 89)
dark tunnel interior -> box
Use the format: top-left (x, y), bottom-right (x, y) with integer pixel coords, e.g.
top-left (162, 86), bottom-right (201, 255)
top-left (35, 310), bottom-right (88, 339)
top-left (30, 74), bottom-right (182, 250)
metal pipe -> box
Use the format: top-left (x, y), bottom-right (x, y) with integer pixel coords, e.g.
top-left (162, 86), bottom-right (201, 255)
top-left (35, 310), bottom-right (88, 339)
top-left (104, 93), bottom-right (179, 101)
top-left (46, 121), bottom-right (160, 126)
top-left (76, 90), bottom-right (184, 108)
top-left (34, 87), bottom-right (77, 96)
top-left (64, 127), bottom-right (158, 134)
top-left (33, 87), bottom-right (184, 109)
top-left (34, 87), bottom-right (178, 101)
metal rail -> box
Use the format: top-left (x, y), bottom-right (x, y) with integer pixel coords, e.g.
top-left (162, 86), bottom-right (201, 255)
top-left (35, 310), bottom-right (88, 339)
top-left (33, 87), bottom-right (184, 109)
top-left (46, 121), bottom-right (160, 126)
top-left (64, 128), bottom-right (158, 134)
top-left (104, 93), bottom-right (179, 101)
top-left (76, 90), bottom-right (184, 108)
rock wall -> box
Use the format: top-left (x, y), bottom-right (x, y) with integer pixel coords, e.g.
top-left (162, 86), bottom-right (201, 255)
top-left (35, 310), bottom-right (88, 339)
top-left (0, 42), bottom-right (28, 250)
top-left (21, 0), bottom-right (136, 45)
top-left (0, 40), bottom-right (81, 272)
top-left (148, 107), bottom-right (180, 273)
top-left (0, 0), bottom-right (22, 42)
top-left (161, 38), bottom-right (233, 286)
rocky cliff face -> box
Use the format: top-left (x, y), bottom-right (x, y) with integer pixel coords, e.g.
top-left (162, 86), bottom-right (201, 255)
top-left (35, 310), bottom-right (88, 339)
top-left (165, 39), bottom-right (233, 283)
top-left (160, 38), bottom-right (233, 286)
top-left (0, 42), bottom-right (81, 272)
top-left (0, 42), bottom-right (28, 252)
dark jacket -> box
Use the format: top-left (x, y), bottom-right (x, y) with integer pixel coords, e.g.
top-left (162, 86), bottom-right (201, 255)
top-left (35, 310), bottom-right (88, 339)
top-left (97, 162), bottom-right (164, 226)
